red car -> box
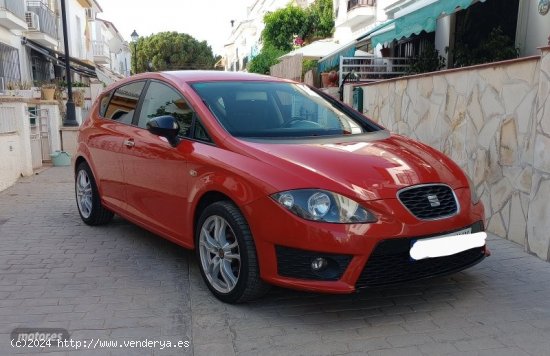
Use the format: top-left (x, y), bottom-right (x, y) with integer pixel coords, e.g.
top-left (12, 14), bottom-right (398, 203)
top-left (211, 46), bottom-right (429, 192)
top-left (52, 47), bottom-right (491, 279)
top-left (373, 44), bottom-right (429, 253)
top-left (74, 71), bottom-right (489, 303)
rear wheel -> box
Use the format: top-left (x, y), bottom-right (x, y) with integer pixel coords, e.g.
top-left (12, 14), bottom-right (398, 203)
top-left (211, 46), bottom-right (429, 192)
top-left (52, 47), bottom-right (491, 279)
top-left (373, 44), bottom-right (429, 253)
top-left (196, 201), bottom-right (269, 303)
top-left (75, 162), bottom-right (114, 225)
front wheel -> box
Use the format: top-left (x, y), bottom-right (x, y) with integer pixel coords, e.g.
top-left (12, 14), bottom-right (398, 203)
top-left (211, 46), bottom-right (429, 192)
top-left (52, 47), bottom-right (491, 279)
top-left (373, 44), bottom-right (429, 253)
top-left (75, 162), bottom-right (114, 226)
top-left (196, 201), bottom-right (269, 303)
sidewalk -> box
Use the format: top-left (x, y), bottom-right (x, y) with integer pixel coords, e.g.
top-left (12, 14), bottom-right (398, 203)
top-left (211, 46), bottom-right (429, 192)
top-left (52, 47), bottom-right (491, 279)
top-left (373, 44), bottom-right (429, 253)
top-left (1, 167), bottom-right (550, 355)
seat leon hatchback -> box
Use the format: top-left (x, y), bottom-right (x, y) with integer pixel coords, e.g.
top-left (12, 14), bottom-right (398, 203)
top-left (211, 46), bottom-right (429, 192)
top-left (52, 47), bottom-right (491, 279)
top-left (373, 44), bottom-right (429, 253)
top-left (74, 71), bottom-right (489, 303)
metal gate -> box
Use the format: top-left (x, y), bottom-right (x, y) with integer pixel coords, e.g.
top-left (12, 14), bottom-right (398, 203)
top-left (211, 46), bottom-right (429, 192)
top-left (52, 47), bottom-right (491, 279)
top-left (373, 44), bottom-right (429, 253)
top-left (28, 107), bottom-right (51, 166)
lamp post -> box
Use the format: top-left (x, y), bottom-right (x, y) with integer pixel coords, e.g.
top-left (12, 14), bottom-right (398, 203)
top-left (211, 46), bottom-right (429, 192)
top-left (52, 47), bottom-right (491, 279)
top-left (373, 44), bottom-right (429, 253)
top-left (60, 0), bottom-right (77, 126)
top-left (131, 30), bottom-right (139, 74)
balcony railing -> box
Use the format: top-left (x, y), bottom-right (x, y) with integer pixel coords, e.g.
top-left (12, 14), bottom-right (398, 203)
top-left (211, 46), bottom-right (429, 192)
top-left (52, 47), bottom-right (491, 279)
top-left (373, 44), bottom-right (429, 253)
top-left (347, 0), bottom-right (375, 11)
top-left (92, 40), bottom-right (109, 57)
top-left (0, 0), bottom-right (26, 20)
top-left (26, 1), bottom-right (58, 39)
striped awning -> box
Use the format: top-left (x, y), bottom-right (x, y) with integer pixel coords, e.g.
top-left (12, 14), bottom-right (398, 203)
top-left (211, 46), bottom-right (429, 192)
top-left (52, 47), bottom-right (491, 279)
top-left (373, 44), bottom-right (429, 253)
top-left (371, 0), bottom-right (485, 47)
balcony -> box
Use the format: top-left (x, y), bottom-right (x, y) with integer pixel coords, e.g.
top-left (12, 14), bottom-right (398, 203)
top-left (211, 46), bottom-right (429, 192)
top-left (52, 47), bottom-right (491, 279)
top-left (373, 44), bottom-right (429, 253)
top-left (26, 1), bottom-right (58, 47)
top-left (341, 0), bottom-right (376, 28)
top-left (0, 0), bottom-right (28, 30)
top-left (92, 40), bottom-right (110, 64)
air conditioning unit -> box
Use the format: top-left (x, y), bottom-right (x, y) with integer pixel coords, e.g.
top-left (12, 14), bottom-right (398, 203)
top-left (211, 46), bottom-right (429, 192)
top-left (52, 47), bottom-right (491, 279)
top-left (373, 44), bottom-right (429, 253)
top-left (25, 12), bottom-right (40, 31)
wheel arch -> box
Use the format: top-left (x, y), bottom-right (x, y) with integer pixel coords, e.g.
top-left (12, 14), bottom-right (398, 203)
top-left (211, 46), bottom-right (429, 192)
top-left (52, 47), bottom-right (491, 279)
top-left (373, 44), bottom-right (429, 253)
top-left (193, 190), bottom-right (235, 244)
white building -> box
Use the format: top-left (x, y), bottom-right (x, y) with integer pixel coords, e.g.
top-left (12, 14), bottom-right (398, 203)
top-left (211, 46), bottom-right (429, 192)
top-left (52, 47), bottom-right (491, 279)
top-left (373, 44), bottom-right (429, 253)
top-left (0, 0), bottom-right (129, 90)
top-left (224, 0), bottom-right (315, 72)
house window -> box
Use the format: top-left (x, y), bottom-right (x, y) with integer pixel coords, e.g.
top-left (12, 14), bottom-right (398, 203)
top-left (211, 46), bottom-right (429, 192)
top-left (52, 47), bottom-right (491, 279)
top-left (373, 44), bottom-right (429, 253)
top-left (0, 42), bottom-right (21, 88)
top-left (395, 31), bottom-right (436, 59)
top-left (31, 50), bottom-right (51, 83)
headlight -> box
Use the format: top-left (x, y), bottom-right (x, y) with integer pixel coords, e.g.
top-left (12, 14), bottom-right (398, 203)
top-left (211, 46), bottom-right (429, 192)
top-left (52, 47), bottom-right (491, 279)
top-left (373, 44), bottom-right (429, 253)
top-left (271, 189), bottom-right (377, 223)
top-left (466, 175), bottom-right (480, 205)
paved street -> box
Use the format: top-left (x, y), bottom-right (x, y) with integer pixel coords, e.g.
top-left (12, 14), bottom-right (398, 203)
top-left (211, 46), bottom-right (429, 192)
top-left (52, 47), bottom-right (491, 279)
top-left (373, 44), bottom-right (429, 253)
top-left (1, 166), bottom-right (550, 355)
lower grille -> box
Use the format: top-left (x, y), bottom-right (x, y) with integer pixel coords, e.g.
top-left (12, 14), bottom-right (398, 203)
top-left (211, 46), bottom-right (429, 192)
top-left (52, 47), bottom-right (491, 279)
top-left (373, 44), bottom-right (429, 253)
top-left (276, 246), bottom-right (351, 281)
top-left (356, 222), bottom-right (485, 288)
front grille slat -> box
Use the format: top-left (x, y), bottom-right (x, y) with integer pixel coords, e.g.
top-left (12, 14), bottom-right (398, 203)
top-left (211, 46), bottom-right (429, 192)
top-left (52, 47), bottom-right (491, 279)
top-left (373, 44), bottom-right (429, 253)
top-left (398, 184), bottom-right (458, 220)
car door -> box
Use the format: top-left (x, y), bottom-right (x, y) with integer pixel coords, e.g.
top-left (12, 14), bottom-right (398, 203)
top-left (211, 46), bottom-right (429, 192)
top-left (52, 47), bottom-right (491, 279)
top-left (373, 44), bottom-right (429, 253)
top-left (88, 81), bottom-right (146, 211)
top-left (121, 80), bottom-right (195, 240)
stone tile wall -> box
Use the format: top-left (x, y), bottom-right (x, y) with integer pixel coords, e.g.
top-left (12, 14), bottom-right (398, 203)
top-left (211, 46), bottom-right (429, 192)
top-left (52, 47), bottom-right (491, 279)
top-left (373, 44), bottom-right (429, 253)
top-left (347, 47), bottom-right (550, 261)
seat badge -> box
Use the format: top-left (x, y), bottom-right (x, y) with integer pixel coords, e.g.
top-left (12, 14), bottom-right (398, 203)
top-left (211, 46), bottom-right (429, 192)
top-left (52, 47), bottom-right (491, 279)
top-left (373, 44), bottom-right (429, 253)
top-left (427, 194), bottom-right (440, 207)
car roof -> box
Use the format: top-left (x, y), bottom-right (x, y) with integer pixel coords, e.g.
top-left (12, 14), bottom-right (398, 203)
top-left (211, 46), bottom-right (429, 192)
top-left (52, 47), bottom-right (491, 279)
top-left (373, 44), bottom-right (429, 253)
top-left (103, 70), bottom-right (292, 93)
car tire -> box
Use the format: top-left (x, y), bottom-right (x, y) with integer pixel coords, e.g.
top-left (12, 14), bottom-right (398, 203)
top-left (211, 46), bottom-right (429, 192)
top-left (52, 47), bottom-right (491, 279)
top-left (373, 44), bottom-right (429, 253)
top-left (195, 201), bottom-right (270, 303)
top-left (75, 162), bottom-right (114, 226)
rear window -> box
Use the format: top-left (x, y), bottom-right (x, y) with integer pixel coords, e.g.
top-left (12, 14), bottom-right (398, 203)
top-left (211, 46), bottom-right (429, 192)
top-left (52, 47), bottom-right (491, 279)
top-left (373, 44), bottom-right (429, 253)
top-left (191, 81), bottom-right (379, 139)
top-left (103, 81), bottom-right (146, 125)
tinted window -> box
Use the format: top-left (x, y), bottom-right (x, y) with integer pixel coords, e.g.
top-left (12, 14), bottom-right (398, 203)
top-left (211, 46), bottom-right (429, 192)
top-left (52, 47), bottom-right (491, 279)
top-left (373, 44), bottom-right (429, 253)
top-left (104, 81), bottom-right (145, 124)
top-left (193, 120), bottom-right (212, 143)
top-left (137, 81), bottom-right (193, 137)
top-left (191, 81), bottom-right (377, 138)
top-left (99, 92), bottom-right (111, 117)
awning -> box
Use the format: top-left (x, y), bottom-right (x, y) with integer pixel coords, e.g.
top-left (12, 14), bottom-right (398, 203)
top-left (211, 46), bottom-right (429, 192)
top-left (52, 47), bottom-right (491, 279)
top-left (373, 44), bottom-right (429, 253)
top-left (356, 20), bottom-right (396, 41)
top-left (371, 0), bottom-right (483, 47)
top-left (280, 39), bottom-right (343, 60)
top-left (317, 40), bottom-right (357, 72)
top-left (22, 38), bottom-right (97, 78)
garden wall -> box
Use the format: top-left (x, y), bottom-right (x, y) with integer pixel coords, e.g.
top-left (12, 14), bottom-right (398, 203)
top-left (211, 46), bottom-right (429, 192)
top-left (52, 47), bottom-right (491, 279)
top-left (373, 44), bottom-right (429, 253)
top-left (345, 47), bottom-right (550, 261)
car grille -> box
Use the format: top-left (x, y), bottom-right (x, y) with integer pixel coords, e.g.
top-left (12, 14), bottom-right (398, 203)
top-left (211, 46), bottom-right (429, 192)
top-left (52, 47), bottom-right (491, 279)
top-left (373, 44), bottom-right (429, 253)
top-left (276, 246), bottom-right (351, 281)
top-left (398, 184), bottom-right (458, 220)
top-left (355, 223), bottom-right (485, 289)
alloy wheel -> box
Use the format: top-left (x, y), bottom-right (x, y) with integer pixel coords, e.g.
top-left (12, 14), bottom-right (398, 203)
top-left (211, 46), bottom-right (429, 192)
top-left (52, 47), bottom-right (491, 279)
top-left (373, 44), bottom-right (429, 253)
top-left (198, 215), bottom-right (241, 293)
top-left (76, 169), bottom-right (93, 219)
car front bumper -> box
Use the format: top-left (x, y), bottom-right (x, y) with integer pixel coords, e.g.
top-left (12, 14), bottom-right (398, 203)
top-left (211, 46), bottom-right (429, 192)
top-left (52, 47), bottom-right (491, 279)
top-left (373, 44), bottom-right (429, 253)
top-left (242, 187), bottom-right (488, 293)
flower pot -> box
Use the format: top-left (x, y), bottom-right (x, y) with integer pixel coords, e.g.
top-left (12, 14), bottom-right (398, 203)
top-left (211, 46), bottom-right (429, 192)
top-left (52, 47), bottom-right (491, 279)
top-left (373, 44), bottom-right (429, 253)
top-left (42, 88), bottom-right (55, 100)
top-left (327, 71), bottom-right (339, 87)
top-left (321, 73), bottom-right (331, 88)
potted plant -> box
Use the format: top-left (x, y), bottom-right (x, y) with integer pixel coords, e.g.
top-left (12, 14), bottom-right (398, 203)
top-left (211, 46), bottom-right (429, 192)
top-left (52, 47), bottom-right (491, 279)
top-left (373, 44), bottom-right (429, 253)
top-left (380, 45), bottom-right (391, 58)
top-left (41, 83), bottom-right (56, 100)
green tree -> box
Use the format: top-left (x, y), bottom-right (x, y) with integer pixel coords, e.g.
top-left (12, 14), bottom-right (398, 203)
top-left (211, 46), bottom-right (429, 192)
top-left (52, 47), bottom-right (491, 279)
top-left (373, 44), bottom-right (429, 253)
top-left (306, 0), bottom-right (334, 40)
top-left (132, 32), bottom-right (217, 73)
top-left (261, 0), bottom-right (334, 52)
top-left (247, 45), bottom-right (285, 74)
top-left (262, 6), bottom-right (309, 52)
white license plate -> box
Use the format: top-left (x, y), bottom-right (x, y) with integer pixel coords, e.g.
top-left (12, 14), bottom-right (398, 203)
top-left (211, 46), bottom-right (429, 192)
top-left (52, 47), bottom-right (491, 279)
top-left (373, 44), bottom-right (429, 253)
top-left (409, 228), bottom-right (486, 261)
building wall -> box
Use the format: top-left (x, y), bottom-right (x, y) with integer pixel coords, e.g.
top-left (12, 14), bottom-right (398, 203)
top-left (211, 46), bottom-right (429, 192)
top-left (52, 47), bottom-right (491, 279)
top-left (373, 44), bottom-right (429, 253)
top-left (65, 0), bottom-right (87, 60)
top-left (345, 47), bottom-right (550, 261)
top-left (517, 0), bottom-right (550, 56)
top-left (0, 101), bottom-right (33, 192)
top-left (0, 134), bottom-right (22, 191)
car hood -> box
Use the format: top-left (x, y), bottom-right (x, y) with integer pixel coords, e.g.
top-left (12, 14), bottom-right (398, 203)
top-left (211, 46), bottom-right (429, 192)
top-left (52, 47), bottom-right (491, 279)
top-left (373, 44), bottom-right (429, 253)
top-left (238, 133), bottom-right (467, 201)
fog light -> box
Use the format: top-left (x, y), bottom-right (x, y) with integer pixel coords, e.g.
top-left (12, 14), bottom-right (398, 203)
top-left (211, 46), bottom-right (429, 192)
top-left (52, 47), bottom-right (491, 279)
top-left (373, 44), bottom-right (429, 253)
top-left (311, 257), bottom-right (328, 271)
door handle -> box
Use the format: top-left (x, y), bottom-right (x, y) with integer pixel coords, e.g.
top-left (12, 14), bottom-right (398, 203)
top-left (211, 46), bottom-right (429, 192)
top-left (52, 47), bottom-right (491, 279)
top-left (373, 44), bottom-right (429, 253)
top-left (123, 139), bottom-right (135, 147)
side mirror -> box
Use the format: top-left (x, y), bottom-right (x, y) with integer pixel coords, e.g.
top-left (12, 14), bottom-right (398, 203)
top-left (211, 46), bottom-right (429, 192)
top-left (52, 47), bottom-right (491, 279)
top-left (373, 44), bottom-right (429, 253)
top-left (146, 115), bottom-right (180, 146)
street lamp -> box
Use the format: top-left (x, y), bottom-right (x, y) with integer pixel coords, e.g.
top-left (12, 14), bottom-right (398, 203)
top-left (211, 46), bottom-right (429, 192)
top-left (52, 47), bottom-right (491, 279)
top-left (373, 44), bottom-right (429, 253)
top-left (60, 0), bottom-right (77, 126)
top-left (131, 30), bottom-right (139, 74)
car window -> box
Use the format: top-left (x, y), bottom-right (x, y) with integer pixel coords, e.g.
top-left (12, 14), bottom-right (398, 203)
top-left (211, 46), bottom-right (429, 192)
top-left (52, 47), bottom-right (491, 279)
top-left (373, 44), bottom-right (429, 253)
top-left (137, 81), bottom-right (193, 137)
top-left (99, 92), bottom-right (111, 117)
top-left (191, 81), bottom-right (377, 138)
top-left (104, 81), bottom-right (145, 124)
top-left (193, 120), bottom-right (212, 143)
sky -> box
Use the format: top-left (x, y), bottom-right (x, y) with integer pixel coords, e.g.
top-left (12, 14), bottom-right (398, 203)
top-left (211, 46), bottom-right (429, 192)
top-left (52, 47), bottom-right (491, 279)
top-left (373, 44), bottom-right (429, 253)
top-left (98, 0), bottom-right (252, 56)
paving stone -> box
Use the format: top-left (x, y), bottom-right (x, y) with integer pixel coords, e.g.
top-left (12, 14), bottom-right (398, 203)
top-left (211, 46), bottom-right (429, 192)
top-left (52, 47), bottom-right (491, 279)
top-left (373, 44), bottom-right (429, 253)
top-left (2, 166), bottom-right (550, 356)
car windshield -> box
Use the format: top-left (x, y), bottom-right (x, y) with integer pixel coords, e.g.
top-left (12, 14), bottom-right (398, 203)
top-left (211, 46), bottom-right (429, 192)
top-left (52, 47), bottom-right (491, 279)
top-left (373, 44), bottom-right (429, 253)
top-left (191, 81), bottom-right (379, 138)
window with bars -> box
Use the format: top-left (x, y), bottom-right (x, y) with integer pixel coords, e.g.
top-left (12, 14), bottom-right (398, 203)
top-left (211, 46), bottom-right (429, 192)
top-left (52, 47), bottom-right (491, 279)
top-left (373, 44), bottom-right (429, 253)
top-left (0, 42), bottom-right (21, 87)
top-left (30, 50), bottom-right (52, 83)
